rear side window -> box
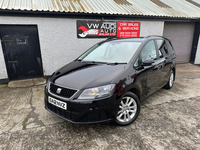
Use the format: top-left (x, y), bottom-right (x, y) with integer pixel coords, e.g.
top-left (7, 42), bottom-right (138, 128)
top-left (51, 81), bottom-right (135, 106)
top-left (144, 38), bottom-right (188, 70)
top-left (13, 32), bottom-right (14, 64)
top-left (156, 39), bottom-right (169, 58)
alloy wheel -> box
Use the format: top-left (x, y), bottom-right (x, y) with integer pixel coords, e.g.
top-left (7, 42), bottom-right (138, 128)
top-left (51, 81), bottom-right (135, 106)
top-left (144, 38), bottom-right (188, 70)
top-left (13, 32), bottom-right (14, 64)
top-left (116, 96), bottom-right (137, 123)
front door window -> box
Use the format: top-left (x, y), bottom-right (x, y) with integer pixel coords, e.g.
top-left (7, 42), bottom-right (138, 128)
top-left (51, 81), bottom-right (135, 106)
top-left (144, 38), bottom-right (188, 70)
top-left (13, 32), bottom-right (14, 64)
top-left (141, 40), bottom-right (157, 61)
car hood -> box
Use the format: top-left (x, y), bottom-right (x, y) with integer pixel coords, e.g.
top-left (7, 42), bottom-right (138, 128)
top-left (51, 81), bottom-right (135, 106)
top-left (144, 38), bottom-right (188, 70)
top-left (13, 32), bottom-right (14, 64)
top-left (50, 61), bottom-right (126, 89)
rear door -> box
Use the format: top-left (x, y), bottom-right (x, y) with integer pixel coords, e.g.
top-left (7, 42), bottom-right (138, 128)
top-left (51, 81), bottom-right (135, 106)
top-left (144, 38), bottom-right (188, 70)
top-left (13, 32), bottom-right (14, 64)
top-left (0, 25), bottom-right (43, 80)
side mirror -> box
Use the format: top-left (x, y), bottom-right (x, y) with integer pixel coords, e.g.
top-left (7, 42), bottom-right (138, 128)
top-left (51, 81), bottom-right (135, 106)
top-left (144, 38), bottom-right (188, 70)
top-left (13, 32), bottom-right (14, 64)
top-left (142, 58), bottom-right (155, 66)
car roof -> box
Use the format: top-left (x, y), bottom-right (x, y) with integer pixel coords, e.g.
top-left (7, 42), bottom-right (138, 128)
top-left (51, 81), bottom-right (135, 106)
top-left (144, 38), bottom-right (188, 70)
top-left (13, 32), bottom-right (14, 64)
top-left (105, 35), bottom-right (169, 43)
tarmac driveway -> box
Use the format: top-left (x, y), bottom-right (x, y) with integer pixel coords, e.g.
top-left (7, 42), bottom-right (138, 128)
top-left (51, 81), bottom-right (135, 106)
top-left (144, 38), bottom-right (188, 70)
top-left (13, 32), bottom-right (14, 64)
top-left (0, 63), bottom-right (200, 150)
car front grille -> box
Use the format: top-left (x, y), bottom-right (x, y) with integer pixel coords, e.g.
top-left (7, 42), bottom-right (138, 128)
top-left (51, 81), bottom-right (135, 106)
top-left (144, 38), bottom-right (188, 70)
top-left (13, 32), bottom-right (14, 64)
top-left (49, 83), bottom-right (77, 98)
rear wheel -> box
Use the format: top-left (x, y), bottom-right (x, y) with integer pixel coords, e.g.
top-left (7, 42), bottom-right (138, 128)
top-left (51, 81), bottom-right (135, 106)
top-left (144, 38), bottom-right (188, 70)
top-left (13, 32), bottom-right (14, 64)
top-left (115, 92), bottom-right (140, 126)
top-left (164, 70), bottom-right (174, 89)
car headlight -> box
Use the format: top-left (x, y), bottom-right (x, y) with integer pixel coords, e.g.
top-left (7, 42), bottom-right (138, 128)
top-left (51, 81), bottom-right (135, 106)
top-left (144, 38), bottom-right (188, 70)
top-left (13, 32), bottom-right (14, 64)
top-left (78, 84), bottom-right (115, 99)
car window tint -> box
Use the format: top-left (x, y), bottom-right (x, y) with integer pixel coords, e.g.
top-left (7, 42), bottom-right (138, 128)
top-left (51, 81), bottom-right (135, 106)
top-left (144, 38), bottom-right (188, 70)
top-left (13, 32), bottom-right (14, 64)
top-left (156, 39), bottom-right (169, 58)
top-left (141, 40), bottom-right (157, 61)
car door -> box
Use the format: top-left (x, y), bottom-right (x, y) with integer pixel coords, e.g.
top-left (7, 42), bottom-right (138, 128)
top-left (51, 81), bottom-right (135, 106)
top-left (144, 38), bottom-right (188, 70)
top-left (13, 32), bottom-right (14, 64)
top-left (134, 40), bottom-right (161, 98)
top-left (155, 39), bottom-right (171, 87)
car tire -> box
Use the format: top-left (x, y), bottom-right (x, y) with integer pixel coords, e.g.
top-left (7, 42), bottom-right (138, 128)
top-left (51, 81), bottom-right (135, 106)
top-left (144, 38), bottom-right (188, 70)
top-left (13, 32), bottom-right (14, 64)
top-left (164, 70), bottom-right (174, 89)
top-left (115, 92), bottom-right (140, 126)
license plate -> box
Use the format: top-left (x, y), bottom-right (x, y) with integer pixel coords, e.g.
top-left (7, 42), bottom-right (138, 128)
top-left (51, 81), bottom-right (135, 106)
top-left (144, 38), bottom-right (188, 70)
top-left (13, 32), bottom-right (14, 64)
top-left (48, 96), bottom-right (67, 110)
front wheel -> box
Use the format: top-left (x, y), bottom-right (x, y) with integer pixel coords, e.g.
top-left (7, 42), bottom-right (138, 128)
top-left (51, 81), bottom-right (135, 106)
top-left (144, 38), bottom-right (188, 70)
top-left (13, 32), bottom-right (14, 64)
top-left (164, 70), bottom-right (174, 89)
top-left (115, 92), bottom-right (140, 126)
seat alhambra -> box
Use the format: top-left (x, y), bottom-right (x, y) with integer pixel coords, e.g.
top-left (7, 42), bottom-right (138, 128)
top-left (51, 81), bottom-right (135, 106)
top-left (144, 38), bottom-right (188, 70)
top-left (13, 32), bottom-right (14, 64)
top-left (45, 35), bottom-right (176, 126)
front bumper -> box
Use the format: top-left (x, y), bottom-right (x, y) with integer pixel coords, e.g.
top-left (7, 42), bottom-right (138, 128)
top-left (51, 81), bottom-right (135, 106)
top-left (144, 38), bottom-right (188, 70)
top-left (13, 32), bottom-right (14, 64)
top-left (44, 89), bottom-right (119, 124)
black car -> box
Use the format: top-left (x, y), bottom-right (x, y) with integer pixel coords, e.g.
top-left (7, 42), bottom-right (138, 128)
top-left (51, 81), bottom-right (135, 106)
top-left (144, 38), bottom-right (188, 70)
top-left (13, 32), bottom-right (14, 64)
top-left (45, 35), bottom-right (176, 126)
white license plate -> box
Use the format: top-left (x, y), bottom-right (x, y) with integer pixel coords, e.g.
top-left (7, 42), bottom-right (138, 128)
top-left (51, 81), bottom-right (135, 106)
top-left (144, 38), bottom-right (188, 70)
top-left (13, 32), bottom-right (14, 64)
top-left (48, 96), bottom-right (67, 110)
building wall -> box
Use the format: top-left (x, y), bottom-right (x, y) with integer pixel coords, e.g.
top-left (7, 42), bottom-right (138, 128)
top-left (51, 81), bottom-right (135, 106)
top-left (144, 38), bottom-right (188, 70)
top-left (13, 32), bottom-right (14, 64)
top-left (0, 16), bottom-right (164, 79)
top-left (0, 41), bottom-right (7, 79)
top-left (163, 22), bottom-right (195, 63)
top-left (194, 35), bottom-right (200, 64)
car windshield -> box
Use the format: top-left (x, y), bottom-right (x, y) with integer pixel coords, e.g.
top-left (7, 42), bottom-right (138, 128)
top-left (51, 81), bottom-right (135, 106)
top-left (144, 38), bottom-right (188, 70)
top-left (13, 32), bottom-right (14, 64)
top-left (77, 41), bottom-right (141, 64)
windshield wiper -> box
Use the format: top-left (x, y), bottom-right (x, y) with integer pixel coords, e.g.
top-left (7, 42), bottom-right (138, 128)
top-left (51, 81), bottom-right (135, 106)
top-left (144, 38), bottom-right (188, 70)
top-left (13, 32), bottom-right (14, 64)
top-left (77, 60), bottom-right (127, 65)
top-left (76, 60), bottom-right (96, 63)
top-left (106, 62), bottom-right (127, 65)
top-left (80, 61), bottom-right (106, 64)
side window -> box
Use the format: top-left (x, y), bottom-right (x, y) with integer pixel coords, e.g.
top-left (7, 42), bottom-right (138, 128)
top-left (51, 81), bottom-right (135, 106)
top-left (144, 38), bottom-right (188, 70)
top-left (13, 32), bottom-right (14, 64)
top-left (134, 40), bottom-right (156, 68)
top-left (156, 39), bottom-right (169, 58)
top-left (141, 40), bottom-right (157, 61)
top-left (134, 58), bottom-right (139, 67)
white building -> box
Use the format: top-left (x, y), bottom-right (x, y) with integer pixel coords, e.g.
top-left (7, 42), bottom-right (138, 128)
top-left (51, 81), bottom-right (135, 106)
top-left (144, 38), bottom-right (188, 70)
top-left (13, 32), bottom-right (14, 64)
top-left (0, 0), bottom-right (200, 82)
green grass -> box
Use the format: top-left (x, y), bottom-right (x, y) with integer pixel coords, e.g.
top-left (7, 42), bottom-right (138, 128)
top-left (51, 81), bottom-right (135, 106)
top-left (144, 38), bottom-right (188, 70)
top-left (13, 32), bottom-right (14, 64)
top-left (22, 118), bottom-right (28, 130)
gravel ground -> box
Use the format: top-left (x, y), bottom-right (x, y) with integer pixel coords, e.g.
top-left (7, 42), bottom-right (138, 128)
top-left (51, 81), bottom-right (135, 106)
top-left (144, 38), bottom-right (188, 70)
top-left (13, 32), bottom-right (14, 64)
top-left (0, 63), bottom-right (200, 150)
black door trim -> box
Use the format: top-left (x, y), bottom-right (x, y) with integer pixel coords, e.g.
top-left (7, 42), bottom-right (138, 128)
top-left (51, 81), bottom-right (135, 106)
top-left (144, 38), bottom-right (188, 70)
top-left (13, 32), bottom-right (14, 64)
top-left (190, 22), bottom-right (200, 63)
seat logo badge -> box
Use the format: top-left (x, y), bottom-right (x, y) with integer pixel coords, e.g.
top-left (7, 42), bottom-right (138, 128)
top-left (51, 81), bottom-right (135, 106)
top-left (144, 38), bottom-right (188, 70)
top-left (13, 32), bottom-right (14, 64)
top-left (56, 88), bottom-right (62, 94)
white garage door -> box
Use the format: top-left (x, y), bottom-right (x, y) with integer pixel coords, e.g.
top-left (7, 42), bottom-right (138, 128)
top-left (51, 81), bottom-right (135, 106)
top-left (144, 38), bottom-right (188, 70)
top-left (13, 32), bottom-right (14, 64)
top-left (163, 22), bottom-right (195, 63)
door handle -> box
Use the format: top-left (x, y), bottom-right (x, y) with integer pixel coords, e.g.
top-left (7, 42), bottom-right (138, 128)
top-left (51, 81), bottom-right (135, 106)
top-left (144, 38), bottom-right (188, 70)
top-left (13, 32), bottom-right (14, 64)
top-left (153, 65), bottom-right (160, 70)
top-left (154, 63), bottom-right (164, 70)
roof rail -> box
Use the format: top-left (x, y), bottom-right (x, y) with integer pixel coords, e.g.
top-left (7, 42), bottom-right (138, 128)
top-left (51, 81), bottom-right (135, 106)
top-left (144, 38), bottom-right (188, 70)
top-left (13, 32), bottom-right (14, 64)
top-left (106, 36), bottom-right (144, 41)
top-left (145, 35), bottom-right (164, 38)
top-left (145, 35), bottom-right (170, 41)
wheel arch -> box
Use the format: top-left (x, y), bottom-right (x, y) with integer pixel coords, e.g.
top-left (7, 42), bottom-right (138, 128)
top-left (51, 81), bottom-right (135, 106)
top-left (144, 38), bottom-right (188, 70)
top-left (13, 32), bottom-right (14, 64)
top-left (129, 88), bottom-right (140, 100)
